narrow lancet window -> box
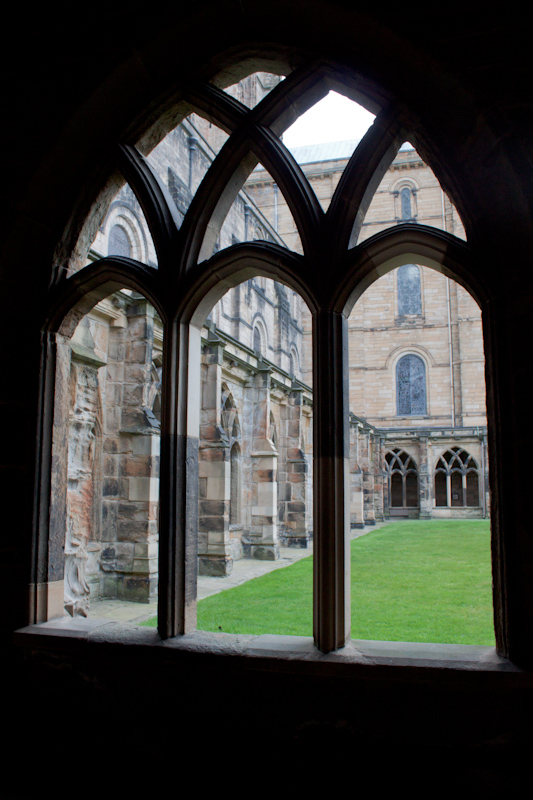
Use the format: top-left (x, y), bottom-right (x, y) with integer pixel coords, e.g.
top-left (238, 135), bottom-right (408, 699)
top-left (108, 224), bottom-right (132, 258)
top-left (397, 354), bottom-right (427, 415)
top-left (397, 264), bottom-right (422, 316)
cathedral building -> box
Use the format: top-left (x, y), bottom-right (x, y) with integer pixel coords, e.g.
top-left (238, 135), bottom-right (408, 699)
top-left (248, 135), bottom-right (488, 526)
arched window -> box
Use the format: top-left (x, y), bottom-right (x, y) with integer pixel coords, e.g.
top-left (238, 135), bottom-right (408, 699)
top-left (396, 354), bottom-right (427, 415)
top-left (435, 447), bottom-right (480, 507)
top-left (401, 187), bottom-right (413, 220)
top-left (385, 449), bottom-right (419, 508)
top-left (107, 224), bottom-right (132, 257)
top-left (36, 57), bottom-right (497, 658)
top-left (289, 347), bottom-right (300, 379)
top-left (397, 264), bottom-right (422, 316)
top-left (393, 182), bottom-right (418, 223)
top-left (252, 319), bottom-right (268, 358)
top-left (229, 442), bottom-right (241, 526)
top-left (253, 325), bottom-right (262, 355)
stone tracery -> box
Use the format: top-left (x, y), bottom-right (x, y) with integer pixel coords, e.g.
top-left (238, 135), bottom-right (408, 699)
top-left (45, 64), bottom-right (488, 649)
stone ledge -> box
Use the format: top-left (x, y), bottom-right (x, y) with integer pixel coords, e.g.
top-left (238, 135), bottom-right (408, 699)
top-left (13, 618), bottom-right (525, 676)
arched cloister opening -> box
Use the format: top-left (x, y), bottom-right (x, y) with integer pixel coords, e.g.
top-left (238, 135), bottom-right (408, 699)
top-left (385, 448), bottom-right (419, 515)
top-left (194, 269), bottom-right (314, 635)
top-left (343, 226), bottom-right (491, 643)
top-left (33, 56), bottom-right (498, 655)
top-left (44, 275), bottom-right (164, 621)
top-left (435, 447), bottom-right (481, 511)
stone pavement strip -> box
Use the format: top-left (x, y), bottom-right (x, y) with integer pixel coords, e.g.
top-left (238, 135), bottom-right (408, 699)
top-left (88, 522), bottom-right (390, 625)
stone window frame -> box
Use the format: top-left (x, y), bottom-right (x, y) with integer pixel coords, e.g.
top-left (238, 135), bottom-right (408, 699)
top-left (396, 263), bottom-right (423, 318)
top-left (103, 204), bottom-right (150, 263)
top-left (395, 353), bottom-right (428, 416)
top-left (385, 448), bottom-right (419, 508)
top-left (107, 223), bottom-right (132, 258)
top-left (34, 59), bottom-right (502, 657)
top-left (434, 447), bottom-right (480, 508)
top-left (392, 179), bottom-right (419, 223)
top-left (289, 345), bottom-right (300, 379)
top-left (252, 315), bottom-right (268, 358)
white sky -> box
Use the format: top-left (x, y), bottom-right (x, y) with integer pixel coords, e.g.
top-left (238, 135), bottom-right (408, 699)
top-left (282, 91), bottom-right (376, 148)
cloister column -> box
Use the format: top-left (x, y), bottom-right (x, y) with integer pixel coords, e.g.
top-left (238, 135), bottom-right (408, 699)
top-left (418, 435), bottom-right (432, 518)
top-left (360, 431), bottom-right (376, 526)
top-left (313, 310), bottom-right (350, 652)
top-left (104, 297), bottom-right (160, 603)
top-left (349, 419), bottom-right (364, 528)
top-left (373, 437), bottom-right (385, 522)
top-left (249, 361), bottom-right (279, 560)
top-left (198, 328), bottom-right (233, 575)
top-left (280, 387), bottom-right (310, 547)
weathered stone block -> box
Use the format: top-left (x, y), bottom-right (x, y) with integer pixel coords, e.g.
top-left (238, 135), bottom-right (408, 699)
top-left (132, 434), bottom-right (160, 455)
top-left (117, 500), bottom-right (146, 520)
top-left (197, 532), bottom-right (208, 552)
top-left (104, 437), bottom-right (119, 454)
top-left (199, 447), bottom-right (225, 462)
top-left (120, 455), bottom-right (152, 477)
top-left (102, 478), bottom-right (119, 497)
top-left (123, 385), bottom-right (144, 406)
top-left (291, 462), bottom-right (307, 473)
top-left (101, 501), bottom-right (118, 540)
top-left (134, 542), bottom-right (158, 559)
top-left (288, 473), bottom-right (304, 482)
top-left (251, 514), bottom-right (274, 526)
top-left (207, 530), bottom-right (229, 545)
top-left (287, 447), bottom-right (303, 460)
top-left (133, 557), bottom-right (158, 574)
top-left (250, 545), bottom-right (280, 561)
top-left (117, 520), bottom-right (151, 542)
top-left (278, 483), bottom-right (291, 501)
top-left (198, 555), bottom-right (233, 576)
top-left (288, 420), bottom-right (300, 437)
top-left (128, 477), bottom-right (159, 502)
top-left (288, 502), bottom-right (306, 513)
top-left (198, 516), bottom-right (225, 532)
top-left (103, 455), bottom-right (118, 477)
top-left (255, 468), bottom-right (274, 481)
top-left (124, 364), bottom-right (147, 383)
top-left (130, 342), bottom-right (148, 363)
top-left (199, 499), bottom-right (226, 515)
top-left (119, 575), bottom-right (157, 603)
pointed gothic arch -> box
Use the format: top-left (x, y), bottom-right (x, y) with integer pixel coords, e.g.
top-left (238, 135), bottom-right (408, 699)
top-left (385, 448), bottom-right (419, 509)
top-left (35, 51), bottom-right (498, 656)
top-left (435, 447), bottom-right (480, 508)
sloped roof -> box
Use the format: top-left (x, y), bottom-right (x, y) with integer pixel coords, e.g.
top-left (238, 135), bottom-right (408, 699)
top-left (287, 139), bottom-right (359, 164)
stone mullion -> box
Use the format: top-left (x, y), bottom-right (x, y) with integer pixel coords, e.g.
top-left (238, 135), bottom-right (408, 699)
top-left (32, 332), bottom-right (71, 622)
top-left (198, 335), bottom-right (233, 576)
top-left (283, 388), bottom-right (310, 548)
top-left (157, 320), bottom-right (199, 638)
top-left (418, 436), bottom-right (431, 518)
top-left (313, 309), bottom-right (350, 652)
top-left (250, 366), bottom-right (279, 560)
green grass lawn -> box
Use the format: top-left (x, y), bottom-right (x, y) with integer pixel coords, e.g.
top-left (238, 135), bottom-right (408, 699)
top-left (143, 520), bottom-right (495, 645)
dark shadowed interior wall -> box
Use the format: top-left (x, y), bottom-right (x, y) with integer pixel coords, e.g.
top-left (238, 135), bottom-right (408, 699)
top-left (2, 4), bottom-right (533, 792)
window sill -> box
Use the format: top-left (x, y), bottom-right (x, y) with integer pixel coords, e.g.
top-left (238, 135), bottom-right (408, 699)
top-left (14, 616), bottom-right (520, 675)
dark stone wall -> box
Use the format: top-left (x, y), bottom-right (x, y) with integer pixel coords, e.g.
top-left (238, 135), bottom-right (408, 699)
top-left (2, 4), bottom-right (533, 789)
